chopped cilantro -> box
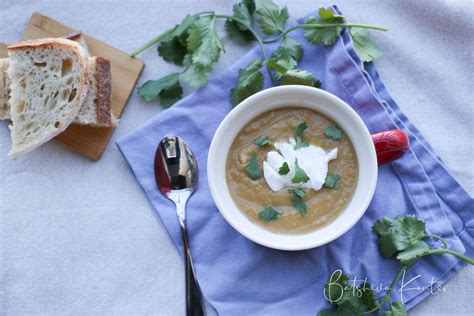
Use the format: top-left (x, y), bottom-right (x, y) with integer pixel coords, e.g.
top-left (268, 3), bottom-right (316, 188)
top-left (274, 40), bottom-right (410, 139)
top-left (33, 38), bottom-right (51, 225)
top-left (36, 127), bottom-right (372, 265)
top-left (278, 162), bottom-right (290, 175)
top-left (289, 188), bottom-right (307, 215)
top-left (324, 123), bottom-right (342, 140)
top-left (258, 205), bottom-right (281, 222)
top-left (291, 159), bottom-right (310, 183)
top-left (245, 152), bottom-right (261, 180)
top-left (324, 173), bottom-right (341, 189)
top-left (294, 122), bottom-right (309, 149)
top-left (254, 135), bottom-right (272, 146)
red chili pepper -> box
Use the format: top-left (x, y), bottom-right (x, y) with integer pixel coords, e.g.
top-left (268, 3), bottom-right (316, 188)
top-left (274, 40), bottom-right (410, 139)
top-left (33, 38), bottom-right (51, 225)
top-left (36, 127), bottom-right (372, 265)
top-left (371, 130), bottom-right (410, 166)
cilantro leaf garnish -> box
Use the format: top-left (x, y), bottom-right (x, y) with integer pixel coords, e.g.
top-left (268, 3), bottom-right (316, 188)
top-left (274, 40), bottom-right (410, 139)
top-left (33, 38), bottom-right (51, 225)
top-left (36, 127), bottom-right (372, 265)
top-left (256, 0), bottom-right (289, 35)
top-left (183, 62), bottom-right (213, 89)
top-left (254, 135), bottom-right (272, 146)
top-left (294, 122), bottom-right (309, 149)
top-left (324, 173), bottom-right (340, 189)
top-left (349, 28), bottom-right (383, 63)
top-left (304, 8), bottom-right (345, 46)
top-left (289, 188), bottom-right (307, 215)
top-left (324, 123), bottom-right (342, 140)
top-left (278, 162), bottom-right (290, 175)
top-left (281, 69), bottom-right (321, 88)
top-left (245, 152), bottom-right (261, 180)
top-left (382, 301), bottom-right (407, 316)
top-left (225, 0), bottom-right (256, 43)
top-left (258, 205), bottom-right (281, 222)
top-left (231, 57), bottom-right (264, 106)
top-left (291, 159), bottom-right (310, 183)
top-left (138, 72), bottom-right (183, 107)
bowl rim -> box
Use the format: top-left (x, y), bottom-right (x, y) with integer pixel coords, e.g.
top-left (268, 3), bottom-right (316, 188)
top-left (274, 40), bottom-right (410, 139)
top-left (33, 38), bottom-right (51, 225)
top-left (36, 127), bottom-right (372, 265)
top-left (207, 85), bottom-right (378, 251)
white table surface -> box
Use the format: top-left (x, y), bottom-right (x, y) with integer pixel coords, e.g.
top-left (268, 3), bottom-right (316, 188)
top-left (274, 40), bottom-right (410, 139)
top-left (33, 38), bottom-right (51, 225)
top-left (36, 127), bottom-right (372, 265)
top-left (0, 0), bottom-right (472, 315)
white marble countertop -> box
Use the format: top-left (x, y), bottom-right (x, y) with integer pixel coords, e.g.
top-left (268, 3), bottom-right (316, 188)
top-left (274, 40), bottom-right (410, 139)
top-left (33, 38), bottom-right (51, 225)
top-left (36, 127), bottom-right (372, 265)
top-left (0, 0), bottom-right (472, 314)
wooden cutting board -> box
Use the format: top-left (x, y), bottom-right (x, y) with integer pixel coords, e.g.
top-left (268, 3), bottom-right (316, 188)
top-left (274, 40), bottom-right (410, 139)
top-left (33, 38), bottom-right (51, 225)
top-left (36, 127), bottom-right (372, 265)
top-left (0, 12), bottom-right (144, 160)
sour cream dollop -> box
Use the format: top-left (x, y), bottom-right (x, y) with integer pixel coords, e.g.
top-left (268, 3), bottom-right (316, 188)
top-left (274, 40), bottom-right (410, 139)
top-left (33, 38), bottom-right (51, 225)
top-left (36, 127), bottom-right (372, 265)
top-left (263, 139), bottom-right (337, 192)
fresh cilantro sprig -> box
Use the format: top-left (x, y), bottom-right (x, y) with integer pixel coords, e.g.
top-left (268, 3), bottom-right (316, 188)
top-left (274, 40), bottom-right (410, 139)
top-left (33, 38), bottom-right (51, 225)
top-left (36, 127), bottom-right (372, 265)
top-left (319, 215), bottom-right (473, 315)
top-left (373, 215), bottom-right (474, 266)
top-left (132, 1), bottom-right (387, 107)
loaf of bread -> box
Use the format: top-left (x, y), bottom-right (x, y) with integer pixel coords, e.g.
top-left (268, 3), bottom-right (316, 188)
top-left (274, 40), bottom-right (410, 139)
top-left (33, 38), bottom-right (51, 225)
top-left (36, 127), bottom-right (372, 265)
top-left (7, 38), bottom-right (89, 158)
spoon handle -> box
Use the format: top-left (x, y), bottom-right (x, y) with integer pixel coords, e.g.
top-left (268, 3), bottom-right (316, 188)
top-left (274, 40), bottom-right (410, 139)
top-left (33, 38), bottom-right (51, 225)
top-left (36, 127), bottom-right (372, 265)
top-left (180, 224), bottom-right (205, 316)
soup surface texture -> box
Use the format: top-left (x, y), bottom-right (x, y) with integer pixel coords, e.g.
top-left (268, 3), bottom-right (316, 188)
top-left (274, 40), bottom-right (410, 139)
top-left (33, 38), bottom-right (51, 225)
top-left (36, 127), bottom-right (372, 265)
top-left (226, 108), bottom-right (358, 234)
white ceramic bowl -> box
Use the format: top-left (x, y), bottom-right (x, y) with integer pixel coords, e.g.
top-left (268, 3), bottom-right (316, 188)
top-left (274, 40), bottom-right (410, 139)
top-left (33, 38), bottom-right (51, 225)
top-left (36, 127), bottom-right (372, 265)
top-left (208, 86), bottom-right (378, 251)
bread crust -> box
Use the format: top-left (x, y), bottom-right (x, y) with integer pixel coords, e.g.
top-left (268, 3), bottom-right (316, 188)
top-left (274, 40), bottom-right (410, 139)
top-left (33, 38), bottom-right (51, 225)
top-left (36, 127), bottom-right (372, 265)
top-left (7, 38), bottom-right (89, 158)
top-left (93, 57), bottom-right (113, 126)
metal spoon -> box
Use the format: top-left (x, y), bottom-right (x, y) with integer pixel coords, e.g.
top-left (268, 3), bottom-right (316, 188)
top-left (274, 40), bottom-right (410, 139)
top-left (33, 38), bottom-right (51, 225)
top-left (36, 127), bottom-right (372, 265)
top-left (154, 135), bottom-right (205, 316)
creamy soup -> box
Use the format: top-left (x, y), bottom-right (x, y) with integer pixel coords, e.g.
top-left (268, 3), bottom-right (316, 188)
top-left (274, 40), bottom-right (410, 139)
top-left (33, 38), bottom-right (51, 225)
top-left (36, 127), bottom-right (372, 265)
top-left (226, 108), bottom-right (358, 234)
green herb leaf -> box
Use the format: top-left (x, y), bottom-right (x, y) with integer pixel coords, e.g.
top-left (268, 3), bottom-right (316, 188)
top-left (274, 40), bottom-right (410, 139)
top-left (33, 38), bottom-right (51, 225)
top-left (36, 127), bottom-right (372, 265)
top-left (281, 69), bottom-right (321, 87)
top-left (254, 135), bottom-right (272, 146)
top-left (304, 8), bottom-right (344, 46)
top-left (258, 205), bottom-right (281, 222)
top-left (289, 188), bottom-right (307, 215)
top-left (231, 57), bottom-right (264, 106)
top-left (269, 37), bottom-right (303, 79)
top-left (349, 28), bottom-right (383, 63)
top-left (225, 0), bottom-right (256, 43)
top-left (266, 59), bottom-right (289, 74)
top-left (187, 16), bottom-right (224, 66)
top-left (157, 15), bottom-right (198, 66)
top-left (158, 38), bottom-right (188, 66)
top-left (278, 162), bottom-right (290, 175)
top-left (256, 0), bottom-right (289, 35)
top-left (183, 62), bottom-right (213, 89)
top-left (324, 173), bottom-right (341, 189)
top-left (324, 123), bottom-right (343, 140)
top-left (245, 152), bottom-right (261, 180)
top-left (372, 215), bottom-right (430, 266)
top-left (138, 72), bottom-right (183, 107)
top-left (294, 122), bottom-right (309, 149)
top-left (381, 301), bottom-right (407, 316)
top-left (291, 159), bottom-right (310, 183)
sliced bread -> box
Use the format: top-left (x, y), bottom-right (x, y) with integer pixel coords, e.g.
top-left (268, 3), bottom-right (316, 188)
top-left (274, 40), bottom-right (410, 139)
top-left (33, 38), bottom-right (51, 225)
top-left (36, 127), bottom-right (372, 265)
top-left (7, 38), bottom-right (89, 158)
top-left (0, 32), bottom-right (116, 127)
top-left (0, 58), bottom-right (9, 120)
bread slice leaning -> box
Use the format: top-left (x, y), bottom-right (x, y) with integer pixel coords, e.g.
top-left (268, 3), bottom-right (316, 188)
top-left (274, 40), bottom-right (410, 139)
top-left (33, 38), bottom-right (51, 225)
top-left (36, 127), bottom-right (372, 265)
top-left (7, 38), bottom-right (89, 158)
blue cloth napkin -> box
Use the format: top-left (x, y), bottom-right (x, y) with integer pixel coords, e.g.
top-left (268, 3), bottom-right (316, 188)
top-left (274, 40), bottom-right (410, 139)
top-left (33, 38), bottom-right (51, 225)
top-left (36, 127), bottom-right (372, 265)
top-left (116, 9), bottom-right (473, 315)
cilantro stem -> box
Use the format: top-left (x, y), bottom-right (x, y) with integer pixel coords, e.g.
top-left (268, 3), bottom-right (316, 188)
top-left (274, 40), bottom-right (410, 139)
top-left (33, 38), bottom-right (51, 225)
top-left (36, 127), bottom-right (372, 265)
top-left (422, 249), bottom-right (474, 265)
top-left (422, 233), bottom-right (448, 249)
top-left (213, 14), bottom-right (276, 85)
top-left (364, 267), bottom-right (406, 314)
top-left (262, 23), bottom-right (388, 44)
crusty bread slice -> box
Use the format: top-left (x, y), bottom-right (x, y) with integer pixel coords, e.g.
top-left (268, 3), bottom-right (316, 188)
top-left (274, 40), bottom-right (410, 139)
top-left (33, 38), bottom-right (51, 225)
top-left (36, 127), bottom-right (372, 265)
top-left (0, 33), bottom-right (116, 127)
top-left (0, 58), bottom-right (9, 120)
top-left (7, 38), bottom-right (89, 158)
top-left (75, 56), bottom-right (115, 126)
